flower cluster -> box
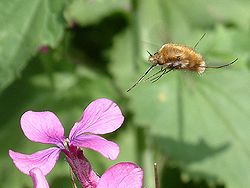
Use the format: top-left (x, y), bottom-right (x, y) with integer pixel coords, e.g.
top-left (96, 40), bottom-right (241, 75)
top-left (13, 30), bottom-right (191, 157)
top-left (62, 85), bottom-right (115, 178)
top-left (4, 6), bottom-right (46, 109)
top-left (9, 98), bottom-right (143, 188)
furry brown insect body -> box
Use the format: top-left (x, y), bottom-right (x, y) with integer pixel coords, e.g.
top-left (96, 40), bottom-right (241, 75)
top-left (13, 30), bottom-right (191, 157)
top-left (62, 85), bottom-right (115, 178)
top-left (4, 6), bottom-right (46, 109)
top-left (126, 36), bottom-right (237, 92)
top-left (149, 43), bottom-right (205, 74)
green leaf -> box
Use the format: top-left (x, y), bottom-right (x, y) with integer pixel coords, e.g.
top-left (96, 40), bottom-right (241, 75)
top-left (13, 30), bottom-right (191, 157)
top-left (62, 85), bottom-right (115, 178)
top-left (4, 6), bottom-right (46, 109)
top-left (108, 0), bottom-right (250, 187)
top-left (0, 0), bottom-right (66, 92)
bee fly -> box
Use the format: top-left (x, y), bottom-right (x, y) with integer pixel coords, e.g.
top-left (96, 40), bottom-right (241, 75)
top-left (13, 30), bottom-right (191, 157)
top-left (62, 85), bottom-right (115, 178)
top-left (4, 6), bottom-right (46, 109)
top-left (127, 33), bottom-right (238, 92)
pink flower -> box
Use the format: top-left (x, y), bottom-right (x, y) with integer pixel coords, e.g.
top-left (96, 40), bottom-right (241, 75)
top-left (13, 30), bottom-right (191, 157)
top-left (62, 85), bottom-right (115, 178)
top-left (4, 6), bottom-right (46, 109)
top-left (9, 98), bottom-right (124, 177)
top-left (29, 163), bottom-right (143, 188)
top-left (97, 162), bottom-right (144, 188)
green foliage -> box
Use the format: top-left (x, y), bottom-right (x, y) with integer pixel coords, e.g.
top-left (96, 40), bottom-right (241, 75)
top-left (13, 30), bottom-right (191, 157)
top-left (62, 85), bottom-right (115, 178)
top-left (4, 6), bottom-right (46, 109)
top-left (0, 0), bottom-right (67, 93)
top-left (0, 0), bottom-right (250, 187)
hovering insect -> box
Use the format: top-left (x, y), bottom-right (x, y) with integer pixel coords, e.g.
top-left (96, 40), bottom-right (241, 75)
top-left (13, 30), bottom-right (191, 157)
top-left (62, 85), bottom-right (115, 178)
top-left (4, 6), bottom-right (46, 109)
top-left (127, 33), bottom-right (238, 92)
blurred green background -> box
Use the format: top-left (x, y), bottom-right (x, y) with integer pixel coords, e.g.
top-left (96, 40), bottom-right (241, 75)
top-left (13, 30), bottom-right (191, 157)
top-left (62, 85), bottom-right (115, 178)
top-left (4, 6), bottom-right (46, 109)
top-left (1, 0), bottom-right (250, 187)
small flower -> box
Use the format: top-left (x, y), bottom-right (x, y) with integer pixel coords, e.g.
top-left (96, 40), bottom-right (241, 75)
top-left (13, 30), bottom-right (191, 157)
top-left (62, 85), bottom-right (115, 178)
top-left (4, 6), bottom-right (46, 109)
top-left (31, 162), bottom-right (143, 188)
top-left (62, 146), bottom-right (144, 187)
top-left (9, 98), bottom-right (124, 177)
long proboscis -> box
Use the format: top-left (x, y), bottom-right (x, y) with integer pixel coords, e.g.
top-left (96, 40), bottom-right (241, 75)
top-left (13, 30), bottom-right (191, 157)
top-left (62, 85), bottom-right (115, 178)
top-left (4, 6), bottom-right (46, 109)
top-left (127, 64), bottom-right (156, 92)
top-left (202, 58), bottom-right (238, 69)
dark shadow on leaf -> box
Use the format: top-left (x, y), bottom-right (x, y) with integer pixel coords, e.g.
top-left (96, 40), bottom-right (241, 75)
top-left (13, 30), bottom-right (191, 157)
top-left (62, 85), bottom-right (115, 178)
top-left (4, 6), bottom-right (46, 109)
top-left (160, 164), bottom-right (225, 188)
top-left (154, 136), bottom-right (230, 165)
top-left (70, 11), bottom-right (128, 73)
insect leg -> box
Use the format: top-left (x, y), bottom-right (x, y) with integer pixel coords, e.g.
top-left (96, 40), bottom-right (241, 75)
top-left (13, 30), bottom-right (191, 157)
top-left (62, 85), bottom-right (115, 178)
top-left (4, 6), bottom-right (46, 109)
top-left (150, 69), bottom-right (167, 83)
top-left (150, 68), bottom-right (174, 83)
top-left (193, 33), bottom-right (206, 49)
top-left (144, 67), bottom-right (164, 82)
top-left (202, 58), bottom-right (238, 69)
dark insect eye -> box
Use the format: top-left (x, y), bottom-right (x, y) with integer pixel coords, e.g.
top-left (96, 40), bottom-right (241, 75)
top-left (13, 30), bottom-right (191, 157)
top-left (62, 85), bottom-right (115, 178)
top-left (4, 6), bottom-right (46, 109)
top-left (176, 56), bottom-right (181, 61)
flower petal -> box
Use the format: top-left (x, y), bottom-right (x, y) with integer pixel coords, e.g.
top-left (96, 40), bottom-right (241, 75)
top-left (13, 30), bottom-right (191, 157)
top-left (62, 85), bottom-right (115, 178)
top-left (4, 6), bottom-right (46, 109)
top-left (9, 147), bottom-right (61, 175)
top-left (97, 162), bottom-right (144, 188)
top-left (30, 168), bottom-right (50, 188)
top-left (69, 98), bottom-right (124, 140)
top-left (70, 134), bottom-right (119, 160)
top-left (21, 111), bottom-right (65, 146)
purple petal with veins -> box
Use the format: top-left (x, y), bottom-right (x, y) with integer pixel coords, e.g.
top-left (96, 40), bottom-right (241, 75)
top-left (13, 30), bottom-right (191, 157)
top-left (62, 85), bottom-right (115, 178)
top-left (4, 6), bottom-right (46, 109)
top-left (21, 111), bottom-right (65, 147)
top-left (9, 147), bottom-right (61, 175)
top-left (70, 134), bottom-right (119, 160)
top-left (69, 98), bottom-right (124, 140)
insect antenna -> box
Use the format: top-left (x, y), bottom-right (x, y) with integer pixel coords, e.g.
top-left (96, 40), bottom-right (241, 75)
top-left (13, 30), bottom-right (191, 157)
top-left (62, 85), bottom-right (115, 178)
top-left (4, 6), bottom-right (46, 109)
top-left (127, 64), bottom-right (156, 92)
top-left (193, 33), bottom-right (206, 49)
top-left (202, 58), bottom-right (238, 69)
